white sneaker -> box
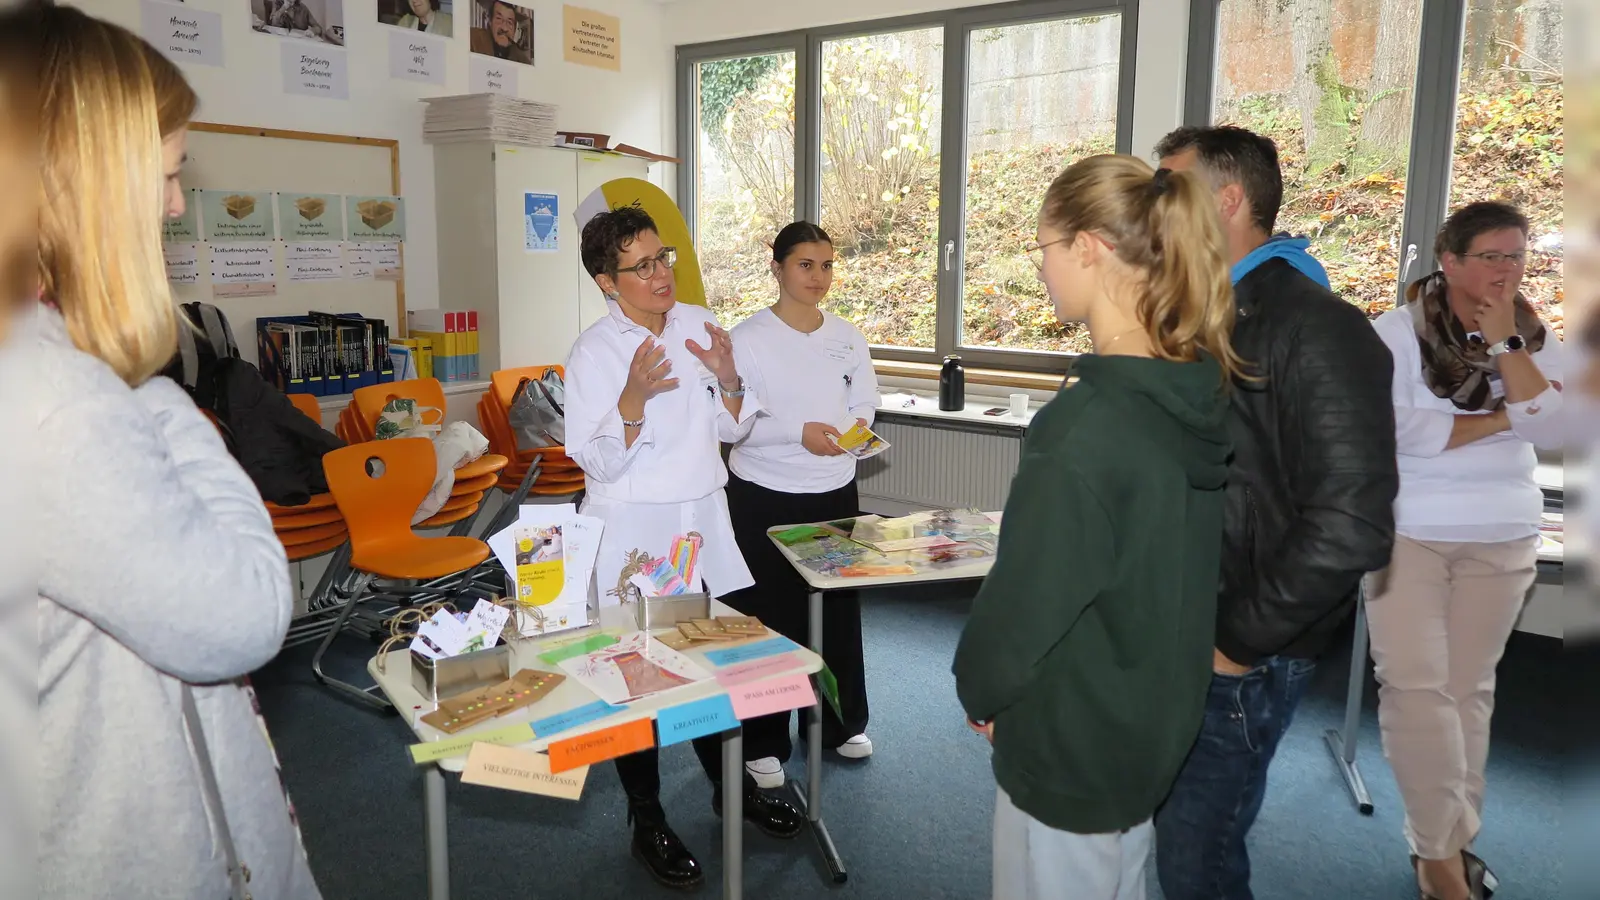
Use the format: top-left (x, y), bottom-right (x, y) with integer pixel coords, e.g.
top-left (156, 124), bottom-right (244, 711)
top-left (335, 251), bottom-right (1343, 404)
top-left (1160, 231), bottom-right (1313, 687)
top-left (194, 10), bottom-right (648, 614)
top-left (745, 757), bottom-right (785, 789)
top-left (835, 734), bottom-right (873, 759)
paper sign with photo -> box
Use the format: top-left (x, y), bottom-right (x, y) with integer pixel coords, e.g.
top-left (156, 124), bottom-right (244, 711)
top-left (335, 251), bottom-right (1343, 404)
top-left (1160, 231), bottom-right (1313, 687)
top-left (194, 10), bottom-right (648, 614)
top-left (469, 0), bottom-right (534, 65)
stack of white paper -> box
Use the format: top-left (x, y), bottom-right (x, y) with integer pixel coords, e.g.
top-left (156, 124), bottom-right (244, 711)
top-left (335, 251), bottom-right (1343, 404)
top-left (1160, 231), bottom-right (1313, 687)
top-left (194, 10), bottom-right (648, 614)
top-left (422, 94), bottom-right (558, 147)
top-left (487, 503), bottom-right (603, 637)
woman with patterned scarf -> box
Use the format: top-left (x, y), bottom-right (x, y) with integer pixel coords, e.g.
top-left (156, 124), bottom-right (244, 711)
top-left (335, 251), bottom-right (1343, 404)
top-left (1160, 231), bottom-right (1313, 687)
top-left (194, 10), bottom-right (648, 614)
top-left (1368, 201), bottom-right (1564, 900)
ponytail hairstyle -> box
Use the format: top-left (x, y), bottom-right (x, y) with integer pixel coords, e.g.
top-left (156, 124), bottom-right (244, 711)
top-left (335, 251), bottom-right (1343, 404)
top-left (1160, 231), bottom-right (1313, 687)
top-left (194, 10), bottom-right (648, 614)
top-left (772, 221), bottom-right (832, 264)
top-left (1040, 154), bottom-right (1245, 381)
top-left (37, 4), bottom-right (198, 385)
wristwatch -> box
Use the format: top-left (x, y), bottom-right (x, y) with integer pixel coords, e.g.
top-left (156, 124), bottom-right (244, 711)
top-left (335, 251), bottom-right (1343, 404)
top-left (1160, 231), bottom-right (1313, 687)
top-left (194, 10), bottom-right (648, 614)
top-left (718, 377), bottom-right (746, 398)
top-left (1487, 335), bottom-right (1525, 356)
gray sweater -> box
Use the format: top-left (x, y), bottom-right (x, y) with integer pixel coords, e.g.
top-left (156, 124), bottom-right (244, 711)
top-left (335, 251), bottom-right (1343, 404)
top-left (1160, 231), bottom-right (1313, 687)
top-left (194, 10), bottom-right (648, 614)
top-left (35, 306), bottom-right (322, 899)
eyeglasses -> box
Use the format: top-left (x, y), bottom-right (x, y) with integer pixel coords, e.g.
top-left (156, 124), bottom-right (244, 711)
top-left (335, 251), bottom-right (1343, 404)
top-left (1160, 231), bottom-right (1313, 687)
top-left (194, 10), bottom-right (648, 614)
top-left (615, 247), bottom-right (678, 281)
top-left (1462, 250), bottom-right (1528, 267)
top-left (1024, 238), bottom-right (1070, 271)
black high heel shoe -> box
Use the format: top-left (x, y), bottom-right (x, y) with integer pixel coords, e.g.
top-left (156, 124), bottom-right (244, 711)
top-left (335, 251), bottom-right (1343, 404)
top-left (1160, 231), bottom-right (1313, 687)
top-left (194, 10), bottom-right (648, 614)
top-left (1410, 852), bottom-right (1489, 900)
top-left (627, 804), bottom-right (704, 890)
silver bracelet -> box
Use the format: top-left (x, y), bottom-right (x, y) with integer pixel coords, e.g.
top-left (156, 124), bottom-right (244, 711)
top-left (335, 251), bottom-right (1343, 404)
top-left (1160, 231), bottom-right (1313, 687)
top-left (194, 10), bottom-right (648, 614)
top-left (622, 415), bottom-right (645, 428)
top-left (719, 377), bottom-right (746, 398)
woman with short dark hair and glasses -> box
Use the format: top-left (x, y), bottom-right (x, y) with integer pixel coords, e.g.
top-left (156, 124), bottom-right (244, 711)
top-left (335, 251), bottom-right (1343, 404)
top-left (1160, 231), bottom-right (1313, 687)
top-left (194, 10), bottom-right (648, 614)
top-left (1367, 200), bottom-right (1564, 900)
top-left (564, 207), bottom-right (804, 889)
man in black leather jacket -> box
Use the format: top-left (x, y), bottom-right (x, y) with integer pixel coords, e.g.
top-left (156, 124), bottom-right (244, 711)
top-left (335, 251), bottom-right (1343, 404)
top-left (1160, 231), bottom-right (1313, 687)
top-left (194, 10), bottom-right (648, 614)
top-left (1152, 126), bottom-right (1399, 900)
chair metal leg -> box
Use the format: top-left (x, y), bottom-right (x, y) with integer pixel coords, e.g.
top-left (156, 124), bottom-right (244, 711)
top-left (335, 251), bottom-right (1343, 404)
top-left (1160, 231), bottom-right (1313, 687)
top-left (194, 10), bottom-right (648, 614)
top-left (304, 542), bottom-right (351, 612)
top-left (310, 572), bottom-right (393, 710)
top-left (1325, 594), bottom-right (1374, 814)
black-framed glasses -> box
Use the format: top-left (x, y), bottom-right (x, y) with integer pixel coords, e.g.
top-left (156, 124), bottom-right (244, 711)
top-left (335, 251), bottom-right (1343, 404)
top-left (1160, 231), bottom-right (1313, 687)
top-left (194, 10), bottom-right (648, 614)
top-left (1462, 250), bottom-right (1528, 267)
top-left (616, 247), bottom-right (678, 281)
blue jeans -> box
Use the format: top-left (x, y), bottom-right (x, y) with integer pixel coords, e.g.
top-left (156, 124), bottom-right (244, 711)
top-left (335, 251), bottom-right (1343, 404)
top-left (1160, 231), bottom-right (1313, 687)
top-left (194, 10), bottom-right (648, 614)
top-left (1155, 655), bottom-right (1316, 900)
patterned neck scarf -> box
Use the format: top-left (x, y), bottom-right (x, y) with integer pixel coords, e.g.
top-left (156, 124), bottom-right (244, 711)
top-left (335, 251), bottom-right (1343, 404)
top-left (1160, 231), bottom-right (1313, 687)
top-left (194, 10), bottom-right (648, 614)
top-left (1405, 270), bottom-right (1546, 411)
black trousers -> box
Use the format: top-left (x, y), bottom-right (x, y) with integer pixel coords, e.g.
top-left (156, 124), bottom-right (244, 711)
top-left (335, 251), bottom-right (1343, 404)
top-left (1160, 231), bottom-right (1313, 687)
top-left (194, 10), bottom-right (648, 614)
top-left (721, 472), bottom-right (869, 760)
top-left (613, 736), bottom-right (734, 819)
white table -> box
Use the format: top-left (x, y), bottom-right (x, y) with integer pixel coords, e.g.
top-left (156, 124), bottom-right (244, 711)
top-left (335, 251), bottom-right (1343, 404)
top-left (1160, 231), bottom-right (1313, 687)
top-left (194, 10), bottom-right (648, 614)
top-left (764, 524), bottom-right (997, 883)
top-left (367, 601), bottom-right (823, 900)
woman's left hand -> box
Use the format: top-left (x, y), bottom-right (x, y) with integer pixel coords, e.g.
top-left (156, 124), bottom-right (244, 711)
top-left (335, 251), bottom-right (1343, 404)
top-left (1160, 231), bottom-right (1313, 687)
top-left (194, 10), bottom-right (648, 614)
top-left (687, 322), bottom-right (739, 388)
top-left (967, 719), bottom-right (993, 744)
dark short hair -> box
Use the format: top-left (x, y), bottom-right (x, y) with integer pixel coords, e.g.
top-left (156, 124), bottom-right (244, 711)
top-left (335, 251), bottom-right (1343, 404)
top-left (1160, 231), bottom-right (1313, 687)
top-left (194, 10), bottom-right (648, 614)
top-left (772, 221), bottom-right (832, 264)
top-left (1153, 125), bottom-right (1283, 234)
top-left (580, 206), bottom-right (658, 279)
top-left (1435, 201), bottom-right (1529, 258)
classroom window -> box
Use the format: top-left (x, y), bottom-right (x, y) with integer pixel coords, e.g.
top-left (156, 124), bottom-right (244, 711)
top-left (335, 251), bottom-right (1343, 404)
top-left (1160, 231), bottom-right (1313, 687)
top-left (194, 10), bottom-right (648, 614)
top-left (678, 0), bottom-right (1139, 374)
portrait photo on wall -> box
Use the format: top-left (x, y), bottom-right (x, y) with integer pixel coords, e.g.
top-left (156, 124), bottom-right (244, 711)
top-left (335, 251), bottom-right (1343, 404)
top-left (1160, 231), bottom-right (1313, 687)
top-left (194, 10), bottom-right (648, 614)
top-left (469, 0), bottom-right (533, 65)
top-left (251, 0), bottom-right (346, 46)
top-left (378, 0), bottom-right (454, 36)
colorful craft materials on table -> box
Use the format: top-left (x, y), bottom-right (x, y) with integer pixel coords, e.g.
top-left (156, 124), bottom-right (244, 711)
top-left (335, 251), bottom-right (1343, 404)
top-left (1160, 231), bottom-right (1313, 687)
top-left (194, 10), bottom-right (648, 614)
top-left (555, 631), bottom-right (712, 705)
top-left (654, 615), bottom-right (771, 651)
top-left (770, 508), bottom-right (1003, 579)
top-left (627, 533), bottom-right (704, 598)
top-left (410, 599), bottom-right (512, 659)
top-left (419, 669), bottom-right (566, 734)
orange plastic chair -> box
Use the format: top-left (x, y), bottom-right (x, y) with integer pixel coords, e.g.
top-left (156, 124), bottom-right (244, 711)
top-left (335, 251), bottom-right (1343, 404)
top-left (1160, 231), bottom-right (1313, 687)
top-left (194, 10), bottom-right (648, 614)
top-left (270, 506), bottom-right (345, 530)
top-left (453, 453), bottom-right (508, 483)
top-left (416, 502), bottom-right (481, 529)
top-left (277, 520), bottom-right (349, 547)
top-left (353, 378), bottom-right (446, 438)
top-left (313, 437), bottom-right (490, 708)
top-left (285, 531), bottom-right (349, 562)
top-left (287, 392), bottom-right (323, 423)
top-left (267, 493), bottom-right (337, 516)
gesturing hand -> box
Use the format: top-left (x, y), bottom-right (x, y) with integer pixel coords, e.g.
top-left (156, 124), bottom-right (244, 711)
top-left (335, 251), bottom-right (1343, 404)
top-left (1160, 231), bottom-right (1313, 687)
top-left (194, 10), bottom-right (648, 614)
top-left (620, 337), bottom-right (678, 415)
top-left (801, 422), bottom-right (845, 457)
top-left (685, 321), bottom-right (739, 388)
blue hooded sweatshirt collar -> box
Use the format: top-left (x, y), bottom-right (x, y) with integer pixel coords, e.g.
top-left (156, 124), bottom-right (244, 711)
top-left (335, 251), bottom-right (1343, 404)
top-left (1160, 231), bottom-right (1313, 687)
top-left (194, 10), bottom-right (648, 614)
top-left (1231, 234), bottom-right (1330, 289)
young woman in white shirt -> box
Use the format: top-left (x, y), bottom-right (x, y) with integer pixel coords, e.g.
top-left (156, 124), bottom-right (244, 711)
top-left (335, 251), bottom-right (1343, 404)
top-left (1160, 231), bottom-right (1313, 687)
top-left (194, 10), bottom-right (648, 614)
top-left (1367, 201), bottom-right (1563, 900)
top-left (564, 207), bottom-right (804, 889)
top-left (723, 222), bottom-right (881, 788)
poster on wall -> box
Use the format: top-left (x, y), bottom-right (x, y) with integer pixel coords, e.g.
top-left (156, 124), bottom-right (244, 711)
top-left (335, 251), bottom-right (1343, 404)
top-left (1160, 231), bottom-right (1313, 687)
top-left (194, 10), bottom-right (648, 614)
top-left (140, 0), bottom-right (225, 68)
top-left (162, 190), bottom-right (200, 243)
top-left (469, 55), bottom-right (519, 95)
top-left (346, 196), bottom-right (406, 242)
top-left (345, 243), bottom-right (375, 280)
top-left (525, 192), bottom-right (559, 253)
top-left (469, 0), bottom-right (533, 65)
top-left (210, 242), bottom-right (278, 297)
top-left (378, 0), bottom-right (453, 36)
top-left (250, 0), bottom-right (346, 47)
top-left (277, 192), bottom-right (344, 242)
top-left (388, 28), bottom-right (448, 86)
top-left (576, 178), bottom-right (706, 306)
top-left (280, 42), bottom-right (351, 100)
top-left (200, 190), bottom-right (275, 242)
top-left (562, 6), bottom-right (619, 72)
top-left (164, 244), bottom-right (200, 284)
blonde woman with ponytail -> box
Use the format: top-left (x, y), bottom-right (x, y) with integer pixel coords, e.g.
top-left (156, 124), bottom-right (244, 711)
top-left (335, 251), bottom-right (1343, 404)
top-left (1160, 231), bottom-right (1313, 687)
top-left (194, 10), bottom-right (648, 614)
top-left (31, 6), bottom-right (321, 898)
top-left (953, 154), bottom-right (1237, 900)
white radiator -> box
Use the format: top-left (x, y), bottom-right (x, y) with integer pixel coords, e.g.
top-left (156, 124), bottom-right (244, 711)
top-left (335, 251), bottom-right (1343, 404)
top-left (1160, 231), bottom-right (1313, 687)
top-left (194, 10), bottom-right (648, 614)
top-left (858, 418), bottom-right (1023, 513)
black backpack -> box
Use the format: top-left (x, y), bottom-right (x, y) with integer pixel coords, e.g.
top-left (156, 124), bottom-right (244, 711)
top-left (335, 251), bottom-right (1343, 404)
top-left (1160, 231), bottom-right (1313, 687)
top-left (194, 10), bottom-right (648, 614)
top-left (164, 302), bottom-right (241, 411)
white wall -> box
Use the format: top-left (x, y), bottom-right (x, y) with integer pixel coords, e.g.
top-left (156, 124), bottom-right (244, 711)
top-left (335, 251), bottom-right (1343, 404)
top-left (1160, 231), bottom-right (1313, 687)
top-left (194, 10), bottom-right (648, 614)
top-left (661, 0), bottom-right (1192, 162)
top-left (80, 0), bottom-right (674, 312)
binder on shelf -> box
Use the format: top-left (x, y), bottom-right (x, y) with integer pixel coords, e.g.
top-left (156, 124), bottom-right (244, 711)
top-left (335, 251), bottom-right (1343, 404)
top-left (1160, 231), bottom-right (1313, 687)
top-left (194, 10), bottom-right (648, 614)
top-left (466, 310), bottom-right (480, 380)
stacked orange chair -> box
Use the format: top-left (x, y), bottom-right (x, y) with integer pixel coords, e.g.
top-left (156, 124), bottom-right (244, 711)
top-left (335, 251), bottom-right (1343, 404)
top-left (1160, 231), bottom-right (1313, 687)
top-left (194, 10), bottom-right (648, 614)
top-left (313, 437), bottom-right (492, 708)
top-left (482, 366), bottom-right (587, 497)
top-left (274, 393), bottom-right (355, 648)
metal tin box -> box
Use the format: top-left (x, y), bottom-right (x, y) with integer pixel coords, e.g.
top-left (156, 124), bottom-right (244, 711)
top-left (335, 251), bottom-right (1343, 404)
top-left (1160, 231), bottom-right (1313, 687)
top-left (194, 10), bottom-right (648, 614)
top-left (633, 592), bottom-right (711, 631)
top-left (409, 644), bottom-right (513, 703)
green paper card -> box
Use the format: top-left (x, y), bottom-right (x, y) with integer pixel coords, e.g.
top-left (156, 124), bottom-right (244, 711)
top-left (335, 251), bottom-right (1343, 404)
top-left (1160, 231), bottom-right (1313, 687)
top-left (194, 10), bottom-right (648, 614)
top-left (537, 632), bottom-right (620, 666)
top-left (817, 666), bottom-right (843, 723)
top-left (772, 525), bottom-right (827, 546)
top-left (408, 721), bottom-right (534, 764)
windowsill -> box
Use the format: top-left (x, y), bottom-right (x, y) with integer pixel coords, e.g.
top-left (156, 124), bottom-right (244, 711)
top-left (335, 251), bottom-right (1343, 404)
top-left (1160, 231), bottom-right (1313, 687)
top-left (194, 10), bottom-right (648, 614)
top-left (872, 359), bottom-right (1067, 392)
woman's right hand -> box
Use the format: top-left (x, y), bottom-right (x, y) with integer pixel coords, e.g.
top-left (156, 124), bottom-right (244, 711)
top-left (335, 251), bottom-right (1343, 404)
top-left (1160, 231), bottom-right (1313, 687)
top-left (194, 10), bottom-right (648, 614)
top-left (618, 337), bottom-right (677, 421)
top-left (801, 421), bottom-right (844, 456)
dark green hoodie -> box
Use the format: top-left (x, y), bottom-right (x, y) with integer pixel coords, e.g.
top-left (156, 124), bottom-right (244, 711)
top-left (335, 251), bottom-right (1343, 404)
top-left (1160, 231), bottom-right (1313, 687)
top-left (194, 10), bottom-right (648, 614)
top-left (953, 353), bottom-right (1231, 834)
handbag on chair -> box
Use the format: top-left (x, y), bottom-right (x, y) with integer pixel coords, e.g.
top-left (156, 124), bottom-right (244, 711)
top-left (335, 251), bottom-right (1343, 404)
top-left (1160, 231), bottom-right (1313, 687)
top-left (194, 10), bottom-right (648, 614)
top-left (507, 370), bottom-right (565, 448)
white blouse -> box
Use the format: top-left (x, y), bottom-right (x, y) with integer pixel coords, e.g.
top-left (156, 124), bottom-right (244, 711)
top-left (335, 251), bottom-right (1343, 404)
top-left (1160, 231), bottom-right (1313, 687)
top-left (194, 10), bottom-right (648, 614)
top-left (564, 301), bottom-right (761, 602)
top-left (1372, 307), bottom-right (1564, 543)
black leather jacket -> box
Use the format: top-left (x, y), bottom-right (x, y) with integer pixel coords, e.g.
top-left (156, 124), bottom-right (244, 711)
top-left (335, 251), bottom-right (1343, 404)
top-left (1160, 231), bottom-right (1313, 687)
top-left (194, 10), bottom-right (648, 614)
top-left (1215, 259), bottom-right (1399, 665)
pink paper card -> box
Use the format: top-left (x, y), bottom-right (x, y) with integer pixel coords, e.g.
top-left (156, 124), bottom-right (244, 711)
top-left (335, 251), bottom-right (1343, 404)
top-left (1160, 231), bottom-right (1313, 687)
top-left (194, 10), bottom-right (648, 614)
top-left (714, 653), bottom-right (806, 687)
top-left (729, 673), bottom-right (816, 720)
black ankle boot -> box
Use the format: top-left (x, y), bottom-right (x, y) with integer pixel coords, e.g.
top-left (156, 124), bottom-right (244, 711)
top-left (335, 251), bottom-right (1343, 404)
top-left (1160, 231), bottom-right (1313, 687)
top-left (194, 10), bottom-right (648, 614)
top-left (710, 785), bottom-right (805, 839)
top-left (627, 803), bottom-right (704, 889)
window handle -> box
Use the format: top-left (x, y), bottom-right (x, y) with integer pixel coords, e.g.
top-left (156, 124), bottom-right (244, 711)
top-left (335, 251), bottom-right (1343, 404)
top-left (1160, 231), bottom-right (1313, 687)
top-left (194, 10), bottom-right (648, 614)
top-left (943, 240), bottom-right (954, 272)
top-left (1401, 243), bottom-right (1418, 284)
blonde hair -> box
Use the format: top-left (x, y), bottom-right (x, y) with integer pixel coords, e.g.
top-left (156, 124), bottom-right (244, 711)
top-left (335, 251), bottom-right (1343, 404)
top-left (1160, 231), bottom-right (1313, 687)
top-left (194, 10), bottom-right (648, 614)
top-left (1040, 154), bottom-right (1245, 381)
top-left (38, 6), bottom-right (197, 385)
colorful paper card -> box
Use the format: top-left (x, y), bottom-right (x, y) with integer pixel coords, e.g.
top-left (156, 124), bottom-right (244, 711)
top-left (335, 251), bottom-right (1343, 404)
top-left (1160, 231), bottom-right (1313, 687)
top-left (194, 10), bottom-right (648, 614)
top-left (537, 633), bottom-right (619, 666)
top-left (548, 717), bottom-right (655, 773)
top-left (408, 721), bottom-right (534, 764)
top-left (704, 636), bottom-right (803, 668)
top-left (528, 698), bottom-right (623, 739)
top-left (461, 743), bottom-right (588, 800)
top-left (655, 694), bottom-right (739, 747)
top-left (728, 674), bottom-right (817, 720)
top-left (771, 525), bottom-right (828, 546)
top-left (714, 653), bottom-right (807, 687)
top-left (818, 666), bottom-right (844, 723)
top-left (515, 524), bottom-right (565, 607)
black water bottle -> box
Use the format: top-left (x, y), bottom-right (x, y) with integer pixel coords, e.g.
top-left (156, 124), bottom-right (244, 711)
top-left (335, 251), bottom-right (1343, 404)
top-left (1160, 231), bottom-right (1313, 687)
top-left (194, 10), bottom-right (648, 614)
top-left (939, 355), bottom-right (965, 411)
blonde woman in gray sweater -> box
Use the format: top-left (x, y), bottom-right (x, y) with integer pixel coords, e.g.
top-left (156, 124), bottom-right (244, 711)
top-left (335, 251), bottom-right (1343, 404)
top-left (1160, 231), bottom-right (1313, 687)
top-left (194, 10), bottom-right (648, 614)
top-left (30, 8), bottom-right (320, 898)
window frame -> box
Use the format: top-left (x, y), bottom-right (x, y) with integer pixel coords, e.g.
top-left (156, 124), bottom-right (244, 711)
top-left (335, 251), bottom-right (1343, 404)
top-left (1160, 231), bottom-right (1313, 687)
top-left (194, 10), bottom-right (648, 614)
top-left (677, 0), bottom-right (1141, 375)
top-left (1180, 0), bottom-right (1470, 307)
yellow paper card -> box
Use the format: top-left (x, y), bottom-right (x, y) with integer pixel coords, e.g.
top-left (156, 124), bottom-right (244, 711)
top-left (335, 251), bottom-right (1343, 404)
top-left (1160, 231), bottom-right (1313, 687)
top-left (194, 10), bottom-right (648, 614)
top-left (408, 722), bottom-right (534, 764)
top-left (461, 743), bottom-right (589, 800)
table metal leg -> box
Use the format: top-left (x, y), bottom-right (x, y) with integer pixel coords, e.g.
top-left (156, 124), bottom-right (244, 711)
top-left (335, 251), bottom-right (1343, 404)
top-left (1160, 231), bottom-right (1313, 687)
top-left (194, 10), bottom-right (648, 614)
top-left (788, 589), bottom-right (847, 883)
top-left (1323, 598), bottom-right (1375, 815)
top-left (424, 765), bottom-right (450, 899)
top-left (722, 726), bottom-right (744, 900)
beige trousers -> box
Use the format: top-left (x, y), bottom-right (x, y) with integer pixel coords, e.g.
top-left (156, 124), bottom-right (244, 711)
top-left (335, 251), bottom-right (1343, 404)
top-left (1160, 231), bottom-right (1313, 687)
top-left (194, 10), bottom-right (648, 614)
top-left (1364, 534), bottom-right (1538, 860)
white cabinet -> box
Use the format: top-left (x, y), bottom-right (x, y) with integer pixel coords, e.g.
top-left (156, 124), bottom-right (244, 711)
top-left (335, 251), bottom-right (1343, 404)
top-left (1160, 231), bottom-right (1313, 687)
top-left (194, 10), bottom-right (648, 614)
top-left (433, 143), bottom-right (647, 373)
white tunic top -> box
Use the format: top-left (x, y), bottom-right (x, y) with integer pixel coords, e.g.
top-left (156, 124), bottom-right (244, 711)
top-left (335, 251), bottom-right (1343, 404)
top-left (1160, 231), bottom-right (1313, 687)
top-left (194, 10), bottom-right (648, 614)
top-left (728, 308), bottom-right (880, 494)
top-left (1372, 307), bottom-right (1564, 543)
top-left (564, 301), bottom-right (761, 602)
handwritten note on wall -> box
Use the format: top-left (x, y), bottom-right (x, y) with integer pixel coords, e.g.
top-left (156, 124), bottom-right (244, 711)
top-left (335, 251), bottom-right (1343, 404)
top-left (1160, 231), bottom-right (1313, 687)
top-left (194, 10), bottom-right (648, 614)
top-left (563, 6), bottom-right (620, 72)
top-left (470, 55), bottom-right (518, 95)
top-left (281, 42), bottom-right (350, 100)
top-left (140, 0), bottom-right (224, 68)
top-left (389, 28), bottom-right (447, 86)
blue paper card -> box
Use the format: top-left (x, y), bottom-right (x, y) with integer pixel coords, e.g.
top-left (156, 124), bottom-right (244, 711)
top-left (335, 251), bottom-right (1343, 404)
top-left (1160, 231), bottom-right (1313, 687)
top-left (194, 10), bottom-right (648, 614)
top-left (655, 694), bottom-right (739, 747)
top-left (529, 699), bottom-right (623, 739)
top-left (704, 636), bottom-right (803, 668)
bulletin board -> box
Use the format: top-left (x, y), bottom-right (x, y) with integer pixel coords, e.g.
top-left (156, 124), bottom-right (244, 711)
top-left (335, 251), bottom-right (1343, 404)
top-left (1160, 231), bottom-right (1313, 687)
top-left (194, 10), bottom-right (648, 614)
top-left (170, 122), bottom-right (406, 373)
